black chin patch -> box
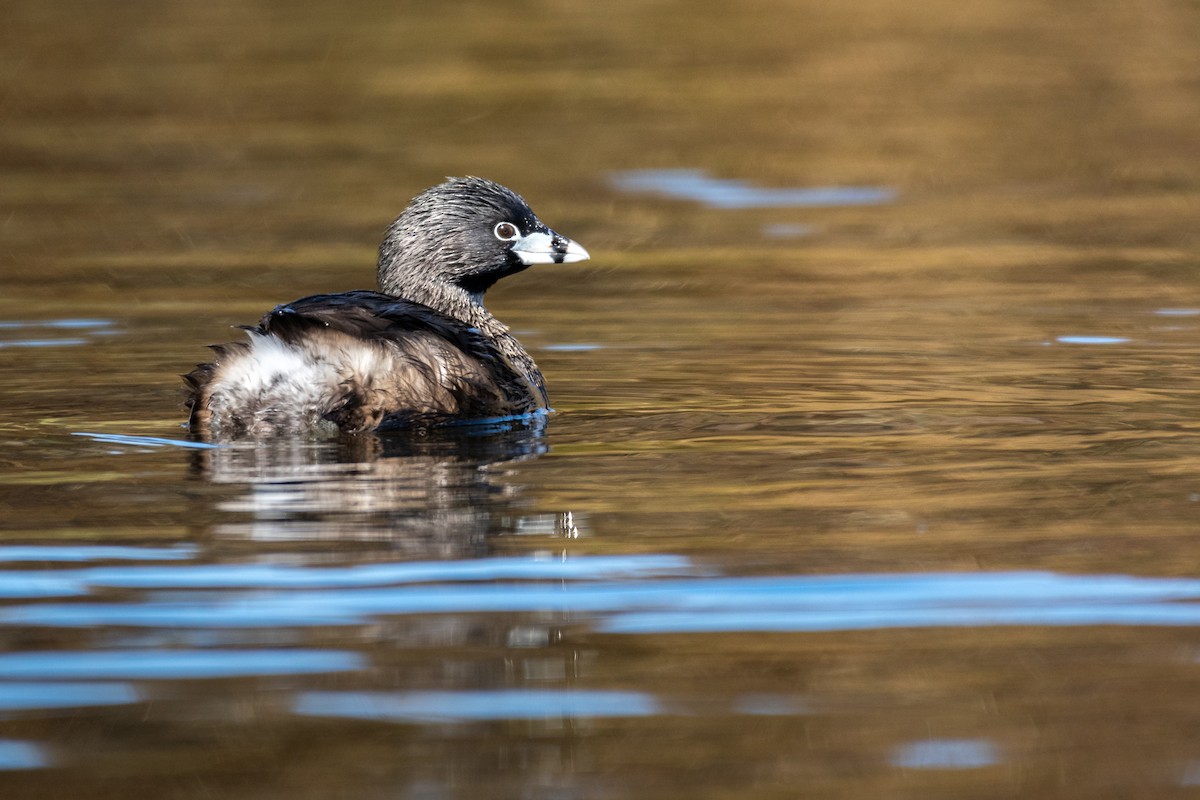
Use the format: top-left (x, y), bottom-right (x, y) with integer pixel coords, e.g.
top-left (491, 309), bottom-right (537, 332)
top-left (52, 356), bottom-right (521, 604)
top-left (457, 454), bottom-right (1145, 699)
top-left (456, 258), bottom-right (532, 296)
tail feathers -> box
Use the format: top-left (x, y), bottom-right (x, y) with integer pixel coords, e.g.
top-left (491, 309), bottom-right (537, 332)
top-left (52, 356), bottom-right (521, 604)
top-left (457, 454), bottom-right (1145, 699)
top-left (182, 341), bottom-right (251, 432)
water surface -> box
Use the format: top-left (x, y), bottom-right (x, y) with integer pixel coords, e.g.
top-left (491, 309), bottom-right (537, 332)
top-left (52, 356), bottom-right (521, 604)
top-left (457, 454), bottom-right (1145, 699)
top-left (3, 1), bottom-right (1200, 798)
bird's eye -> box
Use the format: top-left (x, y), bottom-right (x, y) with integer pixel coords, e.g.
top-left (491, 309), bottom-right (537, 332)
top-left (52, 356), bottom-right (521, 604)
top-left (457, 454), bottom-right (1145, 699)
top-left (493, 222), bottom-right (520, 241)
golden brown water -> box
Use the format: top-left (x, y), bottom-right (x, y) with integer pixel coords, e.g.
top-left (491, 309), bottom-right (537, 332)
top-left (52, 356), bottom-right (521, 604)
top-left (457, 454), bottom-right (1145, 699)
top-left (3, 1), bottom-right (1200, 797)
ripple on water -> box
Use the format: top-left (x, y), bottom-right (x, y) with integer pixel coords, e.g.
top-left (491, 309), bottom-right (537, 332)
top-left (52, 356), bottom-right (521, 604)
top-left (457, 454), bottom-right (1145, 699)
top-left (0, 319), bottom-right (116, 348)
top-left (0, 682), bottom-right (140, 712)
top-left (6, 565), bottom-right (1200, 635)
top-left (0, 573), bottom-right (88, 600)
top-left (540, 343), bottom-right (604, 352)
top-left (761, 222), bottom-right (816, 238)
top-left (0, 338), bottom-right (89, 349)
top-left (0, 740), bottom-right (51, 771)
top-left (1054, 335), bottom-right (1131, 345)
top-left (892, 739), bottom-right (1000, 770)
top-left (294, 689), bottom-right (662, 723)
top-left (0, 649), bottom-right (364, 680)
top-left (78, 553), bottom-right (696, 590)
top-left (0, 545), bottom-right (198, 563)
top-left (610, 169), bottom-right (896, 209)
top-left (1180, 761), bottom-right (1200, 786)
top-left (73, 432), bottom-right (221, 450)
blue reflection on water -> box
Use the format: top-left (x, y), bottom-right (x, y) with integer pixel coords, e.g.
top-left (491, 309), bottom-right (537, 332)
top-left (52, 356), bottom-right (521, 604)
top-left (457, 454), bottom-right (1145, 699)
top-left (73, 432), bottom-right (221, 450)
top-left (77, 553), bottom-right (695, 590)
top-left (0, 573), bottom-right (88, 599)
top-left (600, 600), bottom-right (1200, 634)
top-left (594, 572), bottom-right (1200, 633)
top-left (45, 319), bottom-right (113, 329)
top-left (0, 319), bottom-right (117, 349)
top-left (0, 545), bottom-right (198, 563)
top-left (540, 343), bottom-right (604, 352)
top-left (611, 169), bottom-right (896, 209)
top-left (294, 689), bottom-right (661, 723)
top-left (1055, 335), bottom-right (1131, 345)
top-left (0, 649), bottom-right (363, 679)
top-left (892, 738), bottom-right (1000, 769)
top-left (439, 407), bottom-right (550, 433)
top-left (6, 569), bottom-right (1200, 634)
top-left (0, 319), bottom-right (113, 330)
top-left (0, 338), bottom-right (88, 348)
top-left (762, 222), bottom-right (816, 238)
top-left (0, 740), bottom-right (50, 770)
top-left (0, 601), bottom-right (362, 628)
top-left (0, 682), bottom-right (140, 711)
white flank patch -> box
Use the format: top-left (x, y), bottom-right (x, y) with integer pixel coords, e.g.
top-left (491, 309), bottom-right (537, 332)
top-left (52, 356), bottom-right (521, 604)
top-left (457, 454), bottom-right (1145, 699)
top-left (207, 332), bottom-right (342, 428)
top-left (222, 332), bottom-right (318, 392)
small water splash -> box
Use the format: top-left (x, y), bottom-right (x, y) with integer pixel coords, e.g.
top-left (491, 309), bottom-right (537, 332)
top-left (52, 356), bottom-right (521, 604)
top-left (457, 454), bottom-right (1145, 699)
top-left (610, 169), bottom-right (896, 209)
top-left (1154, 308), bottom-right (1200, 317)
top-left (892, 739), bottom-right (1000, 769)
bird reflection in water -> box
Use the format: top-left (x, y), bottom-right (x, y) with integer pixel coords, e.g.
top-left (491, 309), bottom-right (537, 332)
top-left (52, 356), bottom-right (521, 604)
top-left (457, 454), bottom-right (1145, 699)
top-left (188, 415), bottom-right (573, 557)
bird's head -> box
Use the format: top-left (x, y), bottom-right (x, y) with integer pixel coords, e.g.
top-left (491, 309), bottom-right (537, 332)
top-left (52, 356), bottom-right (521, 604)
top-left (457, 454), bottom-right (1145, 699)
top-left (377, 177), bottom-right (589, 304)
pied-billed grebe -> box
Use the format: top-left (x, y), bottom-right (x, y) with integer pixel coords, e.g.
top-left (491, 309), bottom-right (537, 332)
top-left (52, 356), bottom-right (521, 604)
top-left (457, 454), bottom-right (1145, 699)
top-left (184, 177), bottom-right (589, 436)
